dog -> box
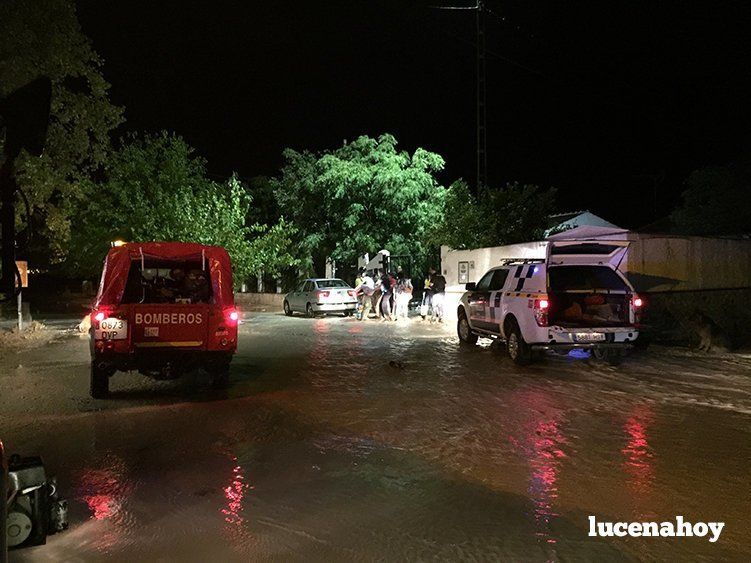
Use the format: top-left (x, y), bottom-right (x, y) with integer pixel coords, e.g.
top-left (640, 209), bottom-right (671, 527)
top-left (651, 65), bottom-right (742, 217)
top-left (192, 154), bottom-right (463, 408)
top-left (690, 311), bottom-right (730, 353)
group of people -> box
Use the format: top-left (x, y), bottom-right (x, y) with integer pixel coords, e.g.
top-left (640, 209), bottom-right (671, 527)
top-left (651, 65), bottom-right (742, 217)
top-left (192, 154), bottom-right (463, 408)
top-left (352, 266), bottom-right (447, 322)
top-left (151, 267), bottom-right (210, 304)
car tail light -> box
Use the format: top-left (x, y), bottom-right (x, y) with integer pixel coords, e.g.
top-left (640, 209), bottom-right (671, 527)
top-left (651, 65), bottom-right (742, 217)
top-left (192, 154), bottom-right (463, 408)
top-left (225, 308), bottom-right (240, 326)
top-left (317, 290), bottom-right (330, 299)
top-left (347, 290), bottom-right (355, 297)
top-left (632, 296), bottom-right (643, 308)
top-left (94, 311), bottom-right (105, 322)
top-left (533, 297), bottom-right (549, 327)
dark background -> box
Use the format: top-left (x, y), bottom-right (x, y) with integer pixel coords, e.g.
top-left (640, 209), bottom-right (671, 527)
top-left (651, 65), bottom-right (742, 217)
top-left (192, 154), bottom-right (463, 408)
top-left (76, 0), bottom-right (751, 229)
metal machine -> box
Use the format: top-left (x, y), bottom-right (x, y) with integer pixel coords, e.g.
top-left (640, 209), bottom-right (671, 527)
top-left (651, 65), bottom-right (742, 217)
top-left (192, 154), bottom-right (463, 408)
top-left (4, 454), bottom-right (68, 552)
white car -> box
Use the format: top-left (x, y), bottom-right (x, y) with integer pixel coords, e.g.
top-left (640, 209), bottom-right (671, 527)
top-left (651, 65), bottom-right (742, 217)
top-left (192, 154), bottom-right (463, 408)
top-left (456, 239), bottom-right (643, 365)
top-left (283, 278), bottom-right (358, 317)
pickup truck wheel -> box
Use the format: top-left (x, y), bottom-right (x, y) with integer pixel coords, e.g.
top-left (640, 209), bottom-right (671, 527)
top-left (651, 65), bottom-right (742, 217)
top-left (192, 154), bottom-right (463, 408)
top-left (457, 310), bottom-right (478, 345)
top-left (283, 300), bottom-right (292, 316)
top-left (507, 323), bottom-right (533, 365)
top-left (592, 348), bottom-right (623, 366)
top-left (90, 362), bottom-right (110, 399)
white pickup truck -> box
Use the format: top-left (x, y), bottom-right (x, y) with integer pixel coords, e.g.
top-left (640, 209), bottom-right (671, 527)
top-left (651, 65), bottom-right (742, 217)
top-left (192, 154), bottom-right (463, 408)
top-left (456, 240), bottom-right (643, 365)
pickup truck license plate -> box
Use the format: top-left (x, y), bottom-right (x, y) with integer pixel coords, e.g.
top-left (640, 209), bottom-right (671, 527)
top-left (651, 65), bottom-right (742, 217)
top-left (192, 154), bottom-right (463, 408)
top-left (95, 318), bottom-right (127, 340)
top-left (574, 332), bottom-right (606, 342)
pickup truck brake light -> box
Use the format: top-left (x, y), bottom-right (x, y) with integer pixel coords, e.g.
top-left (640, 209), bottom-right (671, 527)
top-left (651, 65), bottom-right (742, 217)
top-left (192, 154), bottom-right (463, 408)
top-left (533, 297), bottom-right (549, 327)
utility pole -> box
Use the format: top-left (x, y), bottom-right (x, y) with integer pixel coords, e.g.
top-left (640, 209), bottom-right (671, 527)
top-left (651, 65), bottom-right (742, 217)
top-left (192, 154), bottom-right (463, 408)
top-left (476, 0), bottom-right (487, 193)
top-left (431, 1), bottom-right (488, 194)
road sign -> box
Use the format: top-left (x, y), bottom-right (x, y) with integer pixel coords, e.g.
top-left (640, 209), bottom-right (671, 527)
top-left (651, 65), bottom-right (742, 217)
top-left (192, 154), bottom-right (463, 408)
top-left (15, 260), bottom-right (28, 288)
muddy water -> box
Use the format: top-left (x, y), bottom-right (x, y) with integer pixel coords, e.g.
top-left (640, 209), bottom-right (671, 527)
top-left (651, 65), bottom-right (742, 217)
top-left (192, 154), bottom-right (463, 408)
top-left (2, 313), bottom-right (750, 561)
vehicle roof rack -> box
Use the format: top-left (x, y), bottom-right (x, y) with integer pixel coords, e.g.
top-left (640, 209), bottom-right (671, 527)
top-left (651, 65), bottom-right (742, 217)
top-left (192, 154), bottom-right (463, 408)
top-left (499, 258), bottom-right (545, 265)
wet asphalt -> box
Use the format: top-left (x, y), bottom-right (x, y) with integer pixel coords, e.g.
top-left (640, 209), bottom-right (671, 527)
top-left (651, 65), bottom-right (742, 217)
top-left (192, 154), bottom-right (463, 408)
top-left (1, 312), bottom-right (750, 561)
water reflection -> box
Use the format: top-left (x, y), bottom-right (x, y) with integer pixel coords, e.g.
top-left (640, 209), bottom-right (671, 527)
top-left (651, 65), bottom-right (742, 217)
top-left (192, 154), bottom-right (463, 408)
top-left (221, 454), bottom-right (253, 549)
top-left (76, 453), bottom-right (129, 522)
top-left (75, 452), bottom-right (132, 552)
top-left (222, 456), bottom-right (250, 524)
top-left (510, 391), bottom-right (568, 545)
top-left (622, 404), bottom-right (655, 517)
top-left (528, 418), bottom-right (566, 544)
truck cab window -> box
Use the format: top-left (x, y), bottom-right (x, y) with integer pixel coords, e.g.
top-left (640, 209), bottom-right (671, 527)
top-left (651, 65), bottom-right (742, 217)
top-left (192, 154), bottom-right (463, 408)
top-left (476, 271), bottom-right (494, 291)
top-left (489, 269), bottom-right (510, 291)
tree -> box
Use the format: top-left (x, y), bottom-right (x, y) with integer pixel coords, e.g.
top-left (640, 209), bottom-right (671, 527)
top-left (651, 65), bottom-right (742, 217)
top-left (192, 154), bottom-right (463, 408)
top-left (67, 133), bottom-right (295, 284)
top-left (431, 180), bottom-right (557, 249)
top-left (671, 160), bottom-right (751, 236)
top-left (0, 0), bottom-right (124, 263)
top-left (272, 134), bottom-right (446, 274)
top-left (244, 218), bottom-right (301, 279)
top-left (428, 180), bottom-right (485, 249)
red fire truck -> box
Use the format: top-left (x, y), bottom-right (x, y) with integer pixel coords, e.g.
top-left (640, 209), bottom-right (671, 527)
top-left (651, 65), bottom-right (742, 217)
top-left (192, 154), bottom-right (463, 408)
top-left (89, 242), bottom-right (239, 398)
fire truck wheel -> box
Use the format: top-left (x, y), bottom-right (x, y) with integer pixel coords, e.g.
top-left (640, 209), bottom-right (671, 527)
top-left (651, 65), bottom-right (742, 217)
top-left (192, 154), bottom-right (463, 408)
top-left (210, 363), bottom-right (230, 389)
top-left (90, 362), bottom-right (110, 399)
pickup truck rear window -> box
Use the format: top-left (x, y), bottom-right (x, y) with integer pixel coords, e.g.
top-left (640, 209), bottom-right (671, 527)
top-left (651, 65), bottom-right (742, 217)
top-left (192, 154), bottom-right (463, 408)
top-left (548, 265), bottom-right (628, 292)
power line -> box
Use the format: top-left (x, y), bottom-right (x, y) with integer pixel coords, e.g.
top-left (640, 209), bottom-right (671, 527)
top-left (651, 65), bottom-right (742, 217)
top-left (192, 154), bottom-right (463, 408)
top-left (430, 1), bottom-right (488, 193)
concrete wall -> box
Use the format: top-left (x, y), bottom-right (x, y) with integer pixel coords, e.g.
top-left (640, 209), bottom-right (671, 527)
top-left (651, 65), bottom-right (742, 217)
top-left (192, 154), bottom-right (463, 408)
top-left (624, 235), bottom-right (751, 292)
top-left (441, 235), bottom-right (751, 294)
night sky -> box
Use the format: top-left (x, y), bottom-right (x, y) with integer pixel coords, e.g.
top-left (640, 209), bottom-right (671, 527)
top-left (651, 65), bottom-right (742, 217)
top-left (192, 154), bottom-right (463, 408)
top-left (76, 1), bottom-right (751, 229)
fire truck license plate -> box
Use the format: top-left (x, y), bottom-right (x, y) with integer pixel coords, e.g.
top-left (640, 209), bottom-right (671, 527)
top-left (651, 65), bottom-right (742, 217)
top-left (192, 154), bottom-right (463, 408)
top-left (574, 332), bottom-right (606, 342)
top-left (96, 318), bottom-right (127, 340)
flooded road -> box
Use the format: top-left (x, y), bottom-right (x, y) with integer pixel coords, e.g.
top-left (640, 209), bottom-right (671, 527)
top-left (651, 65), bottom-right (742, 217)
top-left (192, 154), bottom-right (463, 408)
top-left (2, 313), bottom-right (750, 561)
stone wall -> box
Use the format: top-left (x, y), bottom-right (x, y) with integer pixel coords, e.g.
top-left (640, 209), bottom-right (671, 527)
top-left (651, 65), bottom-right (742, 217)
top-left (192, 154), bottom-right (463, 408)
top-left (235, 292), bottom-right (285, 310)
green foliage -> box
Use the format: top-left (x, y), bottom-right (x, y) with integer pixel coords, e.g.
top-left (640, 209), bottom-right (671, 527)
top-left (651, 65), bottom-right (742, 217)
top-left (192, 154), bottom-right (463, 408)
top-left (0, 0), bottom-right (124, 263)
top-left (67, 133), bottom-right (296, 284)
top-left (671, 161), bottom-right (751, 235)
top-left (272, 134), bottom-right (446, 273)
top-left (245, 175), bottom-right (279, 226)
top-left (244, 218), bottom-right (301, 278)
top-left (427, 180), bottom-right (484, 249)
top-left (432, 180), bottom-right (557, 249)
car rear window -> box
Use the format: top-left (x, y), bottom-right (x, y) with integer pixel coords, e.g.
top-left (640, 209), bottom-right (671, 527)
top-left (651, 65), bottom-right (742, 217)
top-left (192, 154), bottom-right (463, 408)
top-left (316, 279), bottom-right (349, 288)
top-left (548, 266), bottom-right (628, 292)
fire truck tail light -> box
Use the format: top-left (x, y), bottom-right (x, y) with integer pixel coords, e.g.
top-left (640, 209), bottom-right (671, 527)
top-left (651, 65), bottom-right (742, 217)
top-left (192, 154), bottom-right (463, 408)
top-left (225, 309), bottom-right (240, 326)
top-left (538, 299), bottom-right (549, 310)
